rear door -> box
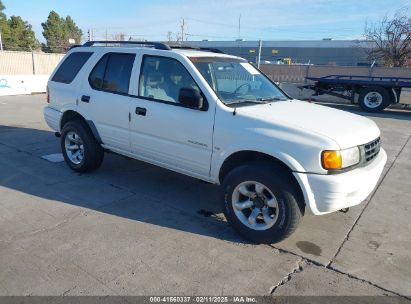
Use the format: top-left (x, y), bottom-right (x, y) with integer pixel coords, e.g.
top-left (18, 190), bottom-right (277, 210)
top-left (79, 51), bottom-right (136, 152)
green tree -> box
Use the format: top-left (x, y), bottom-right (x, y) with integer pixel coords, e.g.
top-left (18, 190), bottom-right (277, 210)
top-left (41, 11), bottom-right (64, 52)
top-left (42, 11), bottom-right (82, 53)
top-left (0, 0), bottom-right (5, 20)
top-left (6, 16), bottom-right (39, 51)
top-left (0, 1), bottom-right (39, 51)
top-left (64, 16), bottom-right (82, 44)
top-left (0, 0), bottom-right (10, 48)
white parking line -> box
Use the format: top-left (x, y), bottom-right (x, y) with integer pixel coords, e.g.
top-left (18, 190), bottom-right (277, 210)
top-left (41, 153), bottom-right (64, 163)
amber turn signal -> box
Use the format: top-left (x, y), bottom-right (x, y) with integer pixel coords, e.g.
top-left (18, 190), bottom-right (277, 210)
top-left (322, 150), bottom-right (342, 170)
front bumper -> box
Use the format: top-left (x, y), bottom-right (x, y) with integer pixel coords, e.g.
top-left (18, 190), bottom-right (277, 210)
top-left (294, 148), bottom-right (387, 215)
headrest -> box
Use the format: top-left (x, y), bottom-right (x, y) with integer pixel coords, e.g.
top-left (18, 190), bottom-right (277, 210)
top-left (146, 72), bottom-right (164, 87)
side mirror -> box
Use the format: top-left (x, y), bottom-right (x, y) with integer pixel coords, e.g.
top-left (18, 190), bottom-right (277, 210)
top-left (178, 88), bottom-right (204, 110)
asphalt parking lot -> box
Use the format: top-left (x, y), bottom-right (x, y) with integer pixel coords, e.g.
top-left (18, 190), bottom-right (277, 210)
top-left (0, 94), bottom-right (410, 297)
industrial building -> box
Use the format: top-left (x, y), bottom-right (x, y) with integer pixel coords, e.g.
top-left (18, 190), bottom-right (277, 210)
top-left (187, 40), bottom-right (373, 66)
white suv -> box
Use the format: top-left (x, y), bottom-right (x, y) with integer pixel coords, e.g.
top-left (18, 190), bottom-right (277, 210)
top-left (44, 41), bottom-right (387, 244)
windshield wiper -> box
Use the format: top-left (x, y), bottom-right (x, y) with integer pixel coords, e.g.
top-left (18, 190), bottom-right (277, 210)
top-left (226, 99), bottom-right (268, 106)
top-left (257, 97), bottom-right (289, 102)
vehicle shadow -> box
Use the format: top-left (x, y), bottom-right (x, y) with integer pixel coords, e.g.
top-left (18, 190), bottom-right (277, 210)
top-left (0, 125), bottom-right (250, 244)
top-left (315, 101), bottom-right (411, 122)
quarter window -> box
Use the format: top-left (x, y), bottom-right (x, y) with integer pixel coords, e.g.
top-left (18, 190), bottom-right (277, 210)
top-left (52, 52), bottom-right (93, 84)
top-left (139, 56), bottom-right (201, 104)
top-left (89, 53), bottom-right (135, 94)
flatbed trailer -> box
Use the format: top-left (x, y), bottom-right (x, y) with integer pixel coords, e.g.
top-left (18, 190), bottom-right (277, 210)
top-left (305, 75), bottom-right (411, 112)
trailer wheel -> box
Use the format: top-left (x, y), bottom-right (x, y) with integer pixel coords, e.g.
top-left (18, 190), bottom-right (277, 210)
top-left (358, 87), bottom-right (391, 112)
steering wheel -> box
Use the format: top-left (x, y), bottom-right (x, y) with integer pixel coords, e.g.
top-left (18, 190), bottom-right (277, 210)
top-left (234, 83), bottom-right (251, 95)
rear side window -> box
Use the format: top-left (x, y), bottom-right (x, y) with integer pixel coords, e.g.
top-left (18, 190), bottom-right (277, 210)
top-left (89, 55), bottom-right (108, 89)
top-left (52, 52), bottom-right (93, 84)
top-left (89, 53), bottom-right (135, 94)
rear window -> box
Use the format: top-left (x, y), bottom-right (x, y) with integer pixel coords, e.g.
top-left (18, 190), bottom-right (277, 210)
top-left (52, 52), bottom-right (93, 84)
top-left (89, 53), bottom-right (135, 94)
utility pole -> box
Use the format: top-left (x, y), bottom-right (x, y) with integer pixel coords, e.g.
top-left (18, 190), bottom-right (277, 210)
top-left (0, 30), bottom-right (3, 51)
top-left (238, 14), bottom-right (241, 40)
top-left (180, 18), bottom-right (185, 44)
top-left (88, 29), bottom-right (95, 41)
top-left (257, 40), bottom-right (262, 68)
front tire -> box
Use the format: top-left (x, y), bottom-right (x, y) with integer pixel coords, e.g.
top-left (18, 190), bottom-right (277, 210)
top-left (61, 119), bottom-right (104, 173)
top-left (221, 161), bottom-right (303, 244)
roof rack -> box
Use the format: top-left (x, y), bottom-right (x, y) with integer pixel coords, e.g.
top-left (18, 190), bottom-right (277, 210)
top-left (83, 41), bottom-right (171, 50)
top-left (169, 45), bottom-right (225, 54)
top-left (68, 44), bottom-right (82, 50)
top-left (81, 41), bottom-right (225, 54)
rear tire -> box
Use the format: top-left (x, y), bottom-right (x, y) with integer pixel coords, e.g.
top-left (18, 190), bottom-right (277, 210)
top-left (61, 119), bottom-right (104, 173)
top-left (358, 87), bottom-right (391, 112)
top-left (221, 161), bottom-right (303, 244)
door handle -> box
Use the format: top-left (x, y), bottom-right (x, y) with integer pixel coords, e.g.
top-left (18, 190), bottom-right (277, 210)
top-left (135, 107), bottom-right (147, 116)
top-left (81, 95), bottom-right (90, 103)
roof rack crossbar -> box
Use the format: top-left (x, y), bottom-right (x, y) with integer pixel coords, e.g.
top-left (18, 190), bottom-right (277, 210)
top-left (169, 45), bottom-right (225, 54)
top-left (83, 41), bottom-right (171, 50)
top-left (201, 48), bottom-right (225, 54)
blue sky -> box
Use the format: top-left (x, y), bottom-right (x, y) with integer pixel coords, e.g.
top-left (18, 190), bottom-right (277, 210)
top-left (2, 0), bottom-right (410, 42)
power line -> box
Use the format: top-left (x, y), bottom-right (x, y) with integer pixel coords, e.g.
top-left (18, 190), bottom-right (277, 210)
top-left (184, 16), bottom-right (364, 38)
top-left (185, 33), bottom-right (239, 39)
top-left (83, 16), bottom-right (366, 43)
top-left (185, 17), bottom-right (280, 33)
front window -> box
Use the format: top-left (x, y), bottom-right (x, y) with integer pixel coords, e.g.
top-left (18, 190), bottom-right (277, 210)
top-left (139, 56), bottom-right (202, 104)
top-left (190, 57), bottom-right (288, 105)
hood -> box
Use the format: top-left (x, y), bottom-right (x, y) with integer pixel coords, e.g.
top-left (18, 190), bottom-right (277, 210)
top-left (236, 100), bottom-right (380, 149)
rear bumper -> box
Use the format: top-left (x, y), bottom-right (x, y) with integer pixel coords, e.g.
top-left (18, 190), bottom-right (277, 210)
top-left (43, 106), bottom-right (62, 132)
top-left (294, 148), bottom-right (387, 215)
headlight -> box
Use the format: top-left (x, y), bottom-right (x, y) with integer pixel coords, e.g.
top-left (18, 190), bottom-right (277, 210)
top-left (322, 147), bottom-right (360, 170)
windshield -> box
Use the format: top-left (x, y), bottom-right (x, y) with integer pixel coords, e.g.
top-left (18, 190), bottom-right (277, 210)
top-left (190, 57), bottom-right (288, 105)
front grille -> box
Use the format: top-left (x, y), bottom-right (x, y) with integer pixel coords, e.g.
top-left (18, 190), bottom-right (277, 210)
top-left (363, 137), bottom-right (381, 163)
